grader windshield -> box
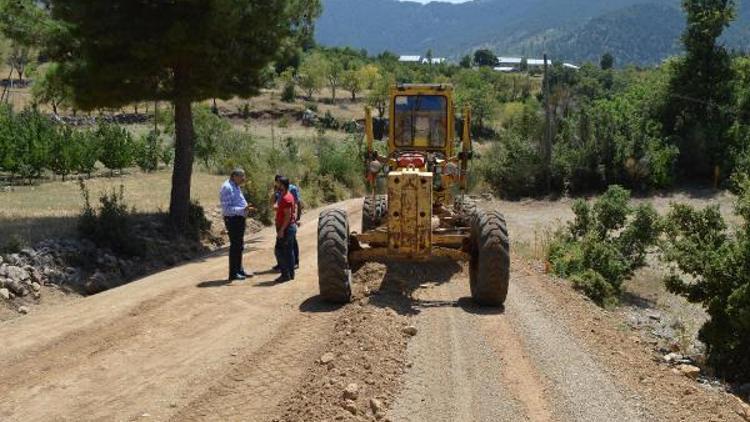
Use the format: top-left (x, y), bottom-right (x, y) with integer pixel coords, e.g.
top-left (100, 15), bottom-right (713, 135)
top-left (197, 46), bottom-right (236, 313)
top-left (393, 95), bottom-right (448, 149)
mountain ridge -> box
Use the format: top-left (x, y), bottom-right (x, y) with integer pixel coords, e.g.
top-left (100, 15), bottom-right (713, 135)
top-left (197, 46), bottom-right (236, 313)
top-left (315, 0), bottom-right (750, 65)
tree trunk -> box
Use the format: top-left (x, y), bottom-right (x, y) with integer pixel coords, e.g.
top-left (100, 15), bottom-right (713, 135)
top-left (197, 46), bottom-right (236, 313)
top-left (169, 96), bottom-right (195, 229)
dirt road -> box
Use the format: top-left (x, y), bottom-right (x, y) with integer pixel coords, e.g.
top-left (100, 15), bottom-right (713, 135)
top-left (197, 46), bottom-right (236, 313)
top-left (0, 198), bottom-right (747, 422)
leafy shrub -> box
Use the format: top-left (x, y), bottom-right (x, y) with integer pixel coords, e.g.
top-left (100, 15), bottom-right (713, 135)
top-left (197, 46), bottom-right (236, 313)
top-left (480, 134), bottom-right (541, 199)
top-left (72, 129), bottom-right (100, 177)
top-left (570, 270), bottom-right (617, 308)
top-left (1, 234), bottom-right (26, 254)
top-left (660, 179), bottom-right (750, 382)
top-left (77, 181), bottom-right (143, 256)
top-left (193, 106), bottom-right (231, 168)
top-left (49, 127), bottom-right (77, 180)
top-left (134, 131), bottom-right (162, 172)
top-left (185, 200), bottom-right (212, 240)
top-left (318, 136), bottom-right (364, 193)
top-left (281, 81), bottom-right (296, 102)
top-left (548, 185), bottom-right (660, 306)
top-left (5, 109), bottom-right (56, 182)
top-left (96, 123), bottom-right (135, 174)
top-left (317, 111), bottom-right (340, 131)
top-left (161, 145), bottom-right (174, 167)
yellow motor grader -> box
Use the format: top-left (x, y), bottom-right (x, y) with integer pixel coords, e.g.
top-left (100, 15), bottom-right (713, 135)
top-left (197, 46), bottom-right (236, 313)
top-left (317, 84), bottom-right (509, 306)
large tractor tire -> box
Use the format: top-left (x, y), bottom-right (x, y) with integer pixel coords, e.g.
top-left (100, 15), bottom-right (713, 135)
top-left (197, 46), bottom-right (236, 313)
top-left (469, 210), bottom-right (510, 306)
top-left (362, 195), bottom-right (387, 231)
top-left (318, 209), bottom-right (352, 303)
top-left (454, 196), bottom-right (477, 227)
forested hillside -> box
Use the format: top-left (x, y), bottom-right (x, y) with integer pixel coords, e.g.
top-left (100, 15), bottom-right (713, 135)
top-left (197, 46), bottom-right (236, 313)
top-left (316, 0), bottom-right (750, 65)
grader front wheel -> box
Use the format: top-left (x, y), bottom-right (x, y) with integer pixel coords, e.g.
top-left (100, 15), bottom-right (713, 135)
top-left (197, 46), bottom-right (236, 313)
top-left (469, 210), bottom-right (510, 306)
top-left (318, 209), bottom-right (352, 303)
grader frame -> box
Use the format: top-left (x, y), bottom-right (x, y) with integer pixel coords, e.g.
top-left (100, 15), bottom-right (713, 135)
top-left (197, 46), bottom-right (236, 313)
top-left (317, 84), bottom-right (510, 306)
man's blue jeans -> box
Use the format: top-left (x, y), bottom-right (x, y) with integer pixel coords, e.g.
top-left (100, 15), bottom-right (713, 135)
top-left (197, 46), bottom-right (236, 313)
top-left (275, 224), bottom-right (297, 279)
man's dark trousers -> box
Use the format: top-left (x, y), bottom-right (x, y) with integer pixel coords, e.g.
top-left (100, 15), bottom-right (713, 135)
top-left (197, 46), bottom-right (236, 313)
top-left (275, 224), bottom-right (297, 279)
top-left (224, 216), bottom-right (246, 279)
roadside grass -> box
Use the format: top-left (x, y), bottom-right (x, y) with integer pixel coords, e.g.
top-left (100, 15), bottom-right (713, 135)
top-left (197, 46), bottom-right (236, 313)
top-left (0, 169), bottom-right (225, 247)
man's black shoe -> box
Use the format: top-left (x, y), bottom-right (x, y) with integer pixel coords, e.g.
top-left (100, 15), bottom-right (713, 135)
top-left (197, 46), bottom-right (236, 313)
top-left (229, 274), bottom-right (247, 281)
top-left (274, 275), bottom-right (292, 283)
top-left (238, 270), bottom-right (254, 278)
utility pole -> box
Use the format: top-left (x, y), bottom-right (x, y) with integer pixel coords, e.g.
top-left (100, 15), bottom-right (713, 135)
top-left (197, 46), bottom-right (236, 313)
top-left (542, 54), bottom-right (553, 193)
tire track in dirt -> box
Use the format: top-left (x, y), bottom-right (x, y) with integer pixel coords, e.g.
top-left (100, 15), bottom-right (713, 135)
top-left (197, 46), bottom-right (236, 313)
top-left (504, 269), bottom-right (649, 421)
top-left (172, 312), bottom-right (336, 422)
top-left (0, 288), bottom-right (186, 391)
top-left (474, 306), bottom-right (554, 422)
top-left (387, 263), bottom-right (527, 422)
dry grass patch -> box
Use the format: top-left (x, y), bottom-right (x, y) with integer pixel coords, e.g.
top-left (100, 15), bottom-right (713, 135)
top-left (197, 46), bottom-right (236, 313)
top-left (0, 169), bottom-right (225, 246)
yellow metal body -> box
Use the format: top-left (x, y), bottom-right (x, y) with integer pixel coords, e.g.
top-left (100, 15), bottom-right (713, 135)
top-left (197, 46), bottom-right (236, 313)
top-left (387, 169), bottom-right (433, 257)
top-left (357, 83), bottom-right (473, 261)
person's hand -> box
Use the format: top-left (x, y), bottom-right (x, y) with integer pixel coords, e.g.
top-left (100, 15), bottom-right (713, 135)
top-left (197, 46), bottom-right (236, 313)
top-left (277, 230), bottom-right (284, 239)
top-left (246, 204), bottom-right (255, 211)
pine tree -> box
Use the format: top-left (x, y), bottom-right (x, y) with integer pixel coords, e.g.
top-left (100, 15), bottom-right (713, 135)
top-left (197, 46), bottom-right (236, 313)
top-left (47, 0), bottom-right (321, 227)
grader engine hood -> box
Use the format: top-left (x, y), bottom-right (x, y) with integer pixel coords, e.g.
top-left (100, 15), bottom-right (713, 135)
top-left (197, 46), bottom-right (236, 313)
top-left (388, 169), bottom-right (433, 258)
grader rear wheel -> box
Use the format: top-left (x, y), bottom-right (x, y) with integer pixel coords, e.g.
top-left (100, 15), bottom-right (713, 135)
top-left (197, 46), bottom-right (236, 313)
top-left (454, 196), bottom-right (477, 227)
top-left (469, 210), bottom-right (510, 306)
top-left (318, 209), bottom-right (352, 303)
top-left (362, 195), bottom-right (387, 231)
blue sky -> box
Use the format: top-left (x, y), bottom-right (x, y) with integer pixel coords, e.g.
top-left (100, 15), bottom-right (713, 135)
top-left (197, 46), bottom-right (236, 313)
top-left (406, 0), bottom-right (470, 3)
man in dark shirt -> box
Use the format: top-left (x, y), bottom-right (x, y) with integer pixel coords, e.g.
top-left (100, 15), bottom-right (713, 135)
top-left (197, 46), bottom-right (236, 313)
top-left (274, 177), bottom-right (297, 283)
top-left (272, 175), bottom-right (302, 271)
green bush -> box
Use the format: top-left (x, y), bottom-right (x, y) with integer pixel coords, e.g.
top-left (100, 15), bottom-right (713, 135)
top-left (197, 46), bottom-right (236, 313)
top-left (570, 269), bottom-right (618, 308)
top-left (185, 200), bottom-right (212, 240)
top-left (480, 134), bottom-right (541, 199)
top-left (548, 185), bottom-right (660, 306)
top-left (660, 180), bottom-right (750, 382)
top-left (281, 81), bottom-right (296, 102)
top-left (318, 136), bottom-right (364, 193)
top-left (193, 105), bottom-right (231, 168)
top-left (9, 109), bottom-right (55, 182)
top-left (50, 126), bottom-right (77, 181)
top-left (95, 123), bottom-right (135, 174)
top-left (161, 144), bottom-right (174, 167)
top-left (77, 181), bottom-right (144, 256)
top-left (134, 131), bottom-right (163, 172)
top-left (72, 129), bottom-right (100, 177)
top-left (317, 111), bottom-right (340, 131)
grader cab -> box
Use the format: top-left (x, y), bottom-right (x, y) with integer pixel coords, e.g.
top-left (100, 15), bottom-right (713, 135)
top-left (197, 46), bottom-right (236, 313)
top-left (317, 84), bottom-right (509, 306)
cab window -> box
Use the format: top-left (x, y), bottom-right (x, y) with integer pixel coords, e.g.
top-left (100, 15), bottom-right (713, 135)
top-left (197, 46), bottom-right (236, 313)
top-left (394, 95), bottom-right (447, 148)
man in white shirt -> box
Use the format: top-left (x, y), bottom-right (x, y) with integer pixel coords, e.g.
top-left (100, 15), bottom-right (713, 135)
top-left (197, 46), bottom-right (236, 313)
top-left (219, 168), bottom-right (254, 281)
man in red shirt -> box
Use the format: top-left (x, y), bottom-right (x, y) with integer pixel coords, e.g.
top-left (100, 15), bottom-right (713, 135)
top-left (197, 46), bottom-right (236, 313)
top-left (274, 176), bottom-right (298, 282)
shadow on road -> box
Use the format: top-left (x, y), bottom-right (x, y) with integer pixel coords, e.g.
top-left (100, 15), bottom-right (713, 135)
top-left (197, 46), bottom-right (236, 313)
top-left (455, 297), bottom-right (505, 315)
top-left (364, 260), bottom-right (465, 316)
top-left (299, 295), bottom-right (347, 313)
top-left (196, 279), bottom-right (232, 288)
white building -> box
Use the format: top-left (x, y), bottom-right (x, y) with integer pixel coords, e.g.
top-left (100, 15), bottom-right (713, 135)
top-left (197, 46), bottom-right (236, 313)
top-left (496, 56), bottom-right (579, 72)
top-left (398, 55), bottom-right (446, 65)
top-left (399, 55), bottom-right (421, 63)
top-left (421, 57), bottom-right (446, 65)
